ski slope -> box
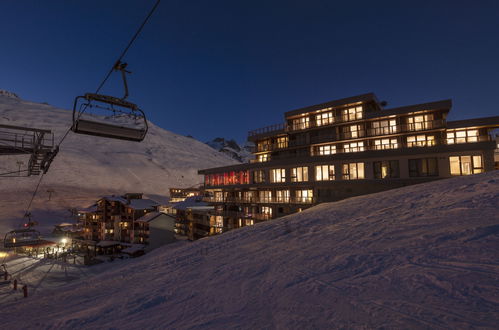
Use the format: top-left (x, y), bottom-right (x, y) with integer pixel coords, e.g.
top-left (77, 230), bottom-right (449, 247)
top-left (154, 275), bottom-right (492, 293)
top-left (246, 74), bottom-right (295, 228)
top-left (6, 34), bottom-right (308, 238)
top-left (0, 91), bottom-right (237, 233)
top-left (1, 171), bottom-right (498, 329)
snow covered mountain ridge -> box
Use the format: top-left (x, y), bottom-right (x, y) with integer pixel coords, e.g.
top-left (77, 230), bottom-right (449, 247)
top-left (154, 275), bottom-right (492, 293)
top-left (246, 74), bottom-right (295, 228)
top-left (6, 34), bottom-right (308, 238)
top-left (0, 90), bottom-right (237, 231)
top-left (0, 89), bottom-right (19, 99)
top-left (205, 137), bottom-right (254, 163)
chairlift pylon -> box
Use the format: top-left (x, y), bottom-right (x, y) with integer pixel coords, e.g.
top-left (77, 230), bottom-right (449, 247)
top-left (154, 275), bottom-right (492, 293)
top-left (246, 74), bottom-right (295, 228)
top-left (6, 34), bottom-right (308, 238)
top-left (71, 62), bottom-right (148, 142)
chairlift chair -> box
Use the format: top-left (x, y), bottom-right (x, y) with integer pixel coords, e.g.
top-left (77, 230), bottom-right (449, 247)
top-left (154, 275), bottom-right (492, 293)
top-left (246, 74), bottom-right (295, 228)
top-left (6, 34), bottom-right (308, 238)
top-left (3, 228), bottom-right (42, 248)
top-left (71, 62), bottom-right (148, 142)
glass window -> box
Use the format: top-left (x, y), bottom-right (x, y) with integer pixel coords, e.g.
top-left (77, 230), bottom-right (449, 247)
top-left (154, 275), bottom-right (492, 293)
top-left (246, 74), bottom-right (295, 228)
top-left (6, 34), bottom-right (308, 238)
top-left (276, 136), bottom-right (288, 148)
top-left (407, 134), bottom-right (435, 147)
top-left (449, 155), bottom-right (483, 175)
top-left (295, 189), bottom-right (313, 203)
top-left (371, 119), bottom-right (398, 135)
top-left (342, 106), bottom-right (363, 121)
top-left (257, 139), bottom-right (271, 152)
top-left (291, 167), bottom-right (309, 182)
top-left (253, 170), bottom-right (266, 183)
top-left (409, 158), bottom-right (439, 177)
top-left (315, 109), bottom-right (334, 126)
top-left (292, 116), bottom-right (310, 130)
top-left (259, 191), bottom-right (272, 203)
top-left (406, 114), bottom-right (434, 131)
top-left (373, 138), bottom-right (399, 150)
top-left (315, 165), bottom-right (335, 181)
top-left (270, 168), bottom-right (286, 183)
top-left (343, 124), bottom-right (364, 139)
top-left (373, 160), bottom-right (400, 179)
top-left (342, 162), bottom-right (365, 180)
top-left (276, 190), bottom-right (290, 203)
top-left (315, 144), bottom-right (337, 155)
top-left (343, 141), bottom-right (365, 153)
top-left (446, 129), bottom-right (480, 144)
top-left (257, 154), bottom-right (270, 162)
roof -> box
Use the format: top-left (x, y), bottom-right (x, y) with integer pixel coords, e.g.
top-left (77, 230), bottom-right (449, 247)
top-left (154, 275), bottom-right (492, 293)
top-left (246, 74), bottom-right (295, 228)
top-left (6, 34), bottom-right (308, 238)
top-left (173, 196), bottom-right (209, 211)
top-left (136, 211), bottom-right (163, 223)
top-left (366, 99), bottom-right (452, 119)
top-left (447, 116), bottom-right (499, 129)
top-left (129, 199), bottom-right (159, 210)
top-left (284, 93), bottom-right (379, 118)
top-left (96, 240), bottom-right (121, 247)
top-left (102, 196), bottom-right (128, 204)
top-left (78, 205), bottom-right (97, 213)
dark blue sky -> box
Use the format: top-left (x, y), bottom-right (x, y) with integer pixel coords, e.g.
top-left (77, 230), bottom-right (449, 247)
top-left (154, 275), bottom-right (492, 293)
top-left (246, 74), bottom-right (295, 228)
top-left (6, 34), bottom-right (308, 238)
top-left (1, 0), bottom-right (498, 143)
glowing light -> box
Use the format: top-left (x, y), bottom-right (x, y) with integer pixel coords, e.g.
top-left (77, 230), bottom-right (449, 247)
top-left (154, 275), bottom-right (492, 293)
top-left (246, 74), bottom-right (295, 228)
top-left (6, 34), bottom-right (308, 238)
top-left (0, 252), bottom-right (8, 258)
top-left (61, 238), bottom-right (68, 244)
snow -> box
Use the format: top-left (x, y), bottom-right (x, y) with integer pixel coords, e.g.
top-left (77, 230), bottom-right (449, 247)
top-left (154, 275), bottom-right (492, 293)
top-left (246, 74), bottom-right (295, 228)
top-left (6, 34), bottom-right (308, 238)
top-left (0, 171), bottom-right (498, 328)
top-left (0, 92), bottom-right (237, 234)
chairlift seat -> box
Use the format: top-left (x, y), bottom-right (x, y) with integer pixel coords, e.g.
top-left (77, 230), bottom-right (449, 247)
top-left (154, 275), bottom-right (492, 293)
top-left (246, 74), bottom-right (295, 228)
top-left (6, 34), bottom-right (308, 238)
top-left (3, 228), bottom-right (42, 248)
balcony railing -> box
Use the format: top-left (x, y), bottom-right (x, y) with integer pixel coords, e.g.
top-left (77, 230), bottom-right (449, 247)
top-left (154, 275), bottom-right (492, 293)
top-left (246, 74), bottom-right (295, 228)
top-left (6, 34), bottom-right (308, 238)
top-left (203, 196), bottom-right (315, 204)
top-left (248, 123), bottom-right (287, 137)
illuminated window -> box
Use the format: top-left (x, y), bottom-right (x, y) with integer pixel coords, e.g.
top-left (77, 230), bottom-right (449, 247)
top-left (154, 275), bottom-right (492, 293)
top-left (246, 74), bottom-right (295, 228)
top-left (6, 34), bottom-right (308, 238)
top-left (342, 162), bottom-right (365, 180)
top-left (409, 158), bottom-right (438, 177)
top-left (257, 139), bottom-right (271, 152)
top-left (261, 206), bottom-right (273, 216)
top-left (295, 189), bottom-right (313, 203)
top-left (315, 165), bottom-right (335, 181)
top-left (259, 191), bottom-right (272, 203)
top-left (243, 191), bottom-right (256, 202)
top-left (276, 136), bottom-right (288, 149)
top-left (343, 141), bottom-right (365, 153)
top-left (291, 167), bottom-right (308, 182)
top-left (276, 190), bottom-right (290, 203)
top-left (270, 168), bottom-right (286, 183)
top-left (371, 119), bottom-right (398, 135)
top-left (257, 154), bottom-right (270, 162)
top-left (446, 129), bottom-right (479, 144)
top-left (406, 114), bottom-right (434, 131)
top-left (343, 124), bottom-right (364, 139)
top-left (373, 161), bottom-right (399, 179)
top-left (373, 138), bottom-right (399, 150)
top-left (245, 219), bottom-right (254, 226)
top-left (449, 155), bottom-right (483, 175)
top-left (406, 134), bottom-right (435, 147)
top-left (342, 106), bottom-right (363, 121)
top-left (316, 144), bottom-right (337, 155)
top-left (253, 170), bottom-right (266, 183)
top-left (292, 116), bottom-right (310, 130)
top-left (315, 109), bottom-right (334, 126)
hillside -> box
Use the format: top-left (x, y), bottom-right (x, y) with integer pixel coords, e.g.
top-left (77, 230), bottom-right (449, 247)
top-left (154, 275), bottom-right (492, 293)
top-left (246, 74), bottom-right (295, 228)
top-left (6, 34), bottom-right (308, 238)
top-left (1, 171), bottom-right (498, 329)
top-left (0, 92), bottom-right (237, 232)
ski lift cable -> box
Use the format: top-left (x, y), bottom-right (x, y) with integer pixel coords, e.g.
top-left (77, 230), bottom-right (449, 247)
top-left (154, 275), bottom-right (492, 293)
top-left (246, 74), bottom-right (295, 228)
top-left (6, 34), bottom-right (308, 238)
top-left (20, 0), bottom-right (162, 222)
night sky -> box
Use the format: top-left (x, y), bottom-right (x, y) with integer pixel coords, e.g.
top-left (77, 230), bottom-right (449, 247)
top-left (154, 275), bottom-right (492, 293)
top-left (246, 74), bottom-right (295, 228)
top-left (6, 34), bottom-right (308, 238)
top-left (1, 0), bottom-right (498, 143)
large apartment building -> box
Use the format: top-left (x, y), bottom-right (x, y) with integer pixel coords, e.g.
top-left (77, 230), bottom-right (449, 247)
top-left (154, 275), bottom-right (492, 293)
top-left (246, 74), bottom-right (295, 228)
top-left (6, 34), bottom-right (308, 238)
top-left (198, 93), bottom-right (499, 231)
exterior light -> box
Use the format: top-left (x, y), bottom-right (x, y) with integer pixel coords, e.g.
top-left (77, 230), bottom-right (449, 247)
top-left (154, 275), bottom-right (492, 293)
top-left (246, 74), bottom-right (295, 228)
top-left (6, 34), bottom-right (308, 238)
top-left (61, 238), bottom-right (68, 244)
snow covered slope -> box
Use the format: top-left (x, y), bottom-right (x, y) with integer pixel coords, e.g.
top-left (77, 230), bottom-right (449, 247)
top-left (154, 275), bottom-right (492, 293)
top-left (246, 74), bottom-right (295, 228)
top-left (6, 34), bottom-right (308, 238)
top-left (205, 137), bottom-right (254, 163)
top-left (0, 91), bottom-right (237, 232)
top-left (2, 171), bottom-right (498, 329)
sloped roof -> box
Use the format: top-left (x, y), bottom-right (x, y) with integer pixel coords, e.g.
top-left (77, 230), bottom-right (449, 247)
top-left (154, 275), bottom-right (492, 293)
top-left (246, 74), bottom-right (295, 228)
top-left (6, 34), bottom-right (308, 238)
top-left (129, 199), bottom-right (159, 210)
top-left (173, 196), bottom-right (209, 211)
top-left (136, 212), bottom-right (162, 223)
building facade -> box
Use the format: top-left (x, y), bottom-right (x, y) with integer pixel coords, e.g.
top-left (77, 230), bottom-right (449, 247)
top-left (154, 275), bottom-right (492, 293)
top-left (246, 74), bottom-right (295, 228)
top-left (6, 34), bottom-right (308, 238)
top-left (199, 93), bottom-right (499, 230)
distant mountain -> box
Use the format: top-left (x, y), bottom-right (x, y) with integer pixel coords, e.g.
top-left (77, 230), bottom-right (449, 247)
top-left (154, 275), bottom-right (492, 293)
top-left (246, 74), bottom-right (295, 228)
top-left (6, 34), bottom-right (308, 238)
top-left (0, 90), bottom-right (237, 232)
top-left (205, 137), bottom-right (254, 163)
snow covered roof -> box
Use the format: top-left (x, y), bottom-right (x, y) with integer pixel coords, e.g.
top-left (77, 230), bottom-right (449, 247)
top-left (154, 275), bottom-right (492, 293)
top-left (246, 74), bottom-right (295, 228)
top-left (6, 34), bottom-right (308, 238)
top-left (173, 196), bottom-right (209, 211)
top-left (96, 240), bottom-right (121, 247)
top-left (135, 212), bottom-right (162, 223)
top-left (78, 205), bottom-right (97, 213)
top-left (129, 199), bottom-right (159, 210)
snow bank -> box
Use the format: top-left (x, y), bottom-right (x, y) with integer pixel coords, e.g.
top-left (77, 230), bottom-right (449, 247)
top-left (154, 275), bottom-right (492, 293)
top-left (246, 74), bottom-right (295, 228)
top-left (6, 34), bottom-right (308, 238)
top-left (1, 171), bottom-right (498, 329)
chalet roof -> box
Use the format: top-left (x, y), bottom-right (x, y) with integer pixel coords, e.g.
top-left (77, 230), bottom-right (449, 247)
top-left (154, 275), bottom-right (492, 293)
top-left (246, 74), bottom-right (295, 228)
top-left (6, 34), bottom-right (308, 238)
top-left (102, 196), bottom-right (128, 204)
top-left (447, 116), bottom-right (499, 129)
top-left (136, 211), bottom-right (162, 223)
top-left (173, 196), bottom-right (209, 211)
top-left (128, 199), bottom-right (159, 210)
top-left (285, 93), bottom-right (379, 118)
top-left (78, 205), bottom-right (97, 213)
top-left (366, 99), bottom-right (452, 119)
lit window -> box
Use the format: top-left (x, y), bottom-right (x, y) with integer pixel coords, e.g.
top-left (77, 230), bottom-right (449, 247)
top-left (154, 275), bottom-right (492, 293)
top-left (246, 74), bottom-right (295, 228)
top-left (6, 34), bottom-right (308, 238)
top-left (315, 165), bottom-right (335, 181)
top-left (446, 129), bottom-right (479, 144)
top-left (342, 106), bottom-right (363, 121)
top-left (406, 114), bottom-right (434, 131)
top-left (343, 141), bottom-right (365, 153)
top-left (257, 140), bottom-right (271, 152)
top-left (371, 119), bottom-right (398, 135)
top-left (449, 155), bottom-right (483, 175)
top-left (315, 144), bottom-right (337, 155)
top-left (276, 190), bottom-right (290, 203)
top-left (257, 154), bottom-right (270, 162)
top-left (291, 167), bottom-right (308, 182)
top-left (343, 124), bottom-right (364, 139)
top-left (276, 136), bottom-right (288, 149)
top-left (342, 162), bottom-right (365, 180)
top-left (253, 170), bottom-right (266, 183)
top-left (315, 109), bottom-right (334, 126)
top-left (373, 161), bottom-right (399, 179)
top-left (409, 158), bottom-right (438, 177)
top-left (295, 189), bottom-right (313, 203)
top-left (373, 138), bottom-right (399, 150)
top-left (406, 134), bottom-right (435, 147)
top-left (259, 191), bottom-right (272, 203)
top-left (292, 116), bottom-right (310, 130)
top-left (270, 168), bottom-right (286, 183)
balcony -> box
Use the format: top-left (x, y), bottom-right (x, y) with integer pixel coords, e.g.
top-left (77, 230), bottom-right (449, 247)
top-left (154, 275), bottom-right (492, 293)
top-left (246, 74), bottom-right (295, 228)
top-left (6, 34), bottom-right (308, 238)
top-left (203, 196), bottom-right (315, 204)
top-left (248, 123), bottom-right (287, 138)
